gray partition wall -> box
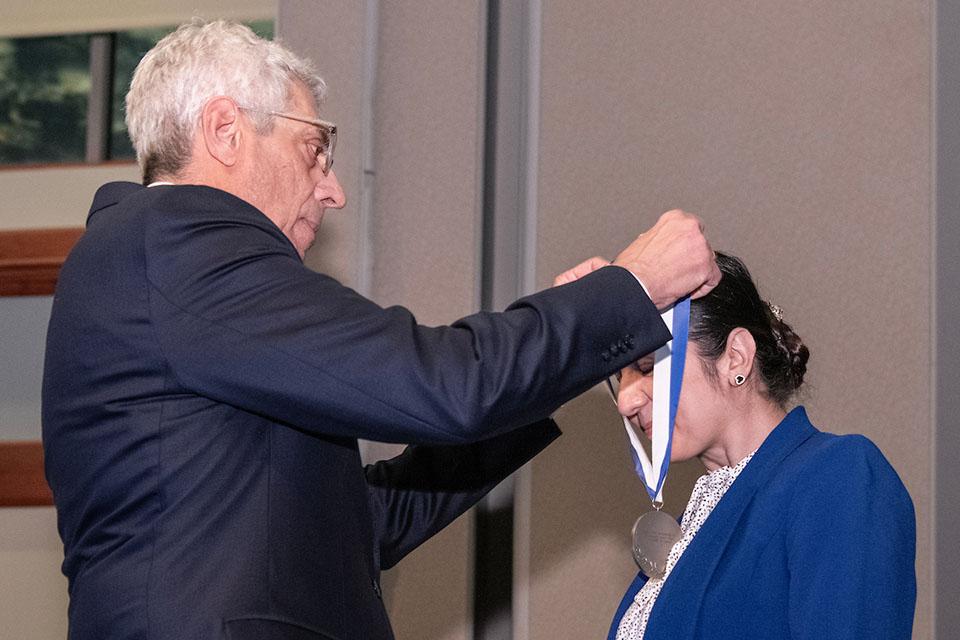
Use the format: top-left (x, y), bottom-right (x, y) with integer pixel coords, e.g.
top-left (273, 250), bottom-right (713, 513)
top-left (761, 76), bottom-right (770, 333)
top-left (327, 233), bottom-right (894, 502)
top-left (278, 3), bottom-right (487, 640)
top-left (524, 2), bottom-right (937, 639)
top-left (277, 2), bottom-right (950, 639)
top-left (936, 0), bottom-right (960, 637)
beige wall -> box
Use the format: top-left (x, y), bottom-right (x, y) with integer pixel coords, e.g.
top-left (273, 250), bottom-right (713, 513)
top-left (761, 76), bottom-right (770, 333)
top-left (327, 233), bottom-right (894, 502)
top-left (0, 164), bottom-right (141, 229)
top-left (523, 1), bottom-right (933, 638)
top-left (1, 1), bottom-right (943, 638)
top-left (371, 6), bottom-right (485, 638)
top-left (0, 0), bottom-right (273, 37)
top-left (280, 2), bottom-right (487, 639)
top-left (0, 509), bottom-right (68, 639)
top-left (291, 3), bottom-right (938, 638)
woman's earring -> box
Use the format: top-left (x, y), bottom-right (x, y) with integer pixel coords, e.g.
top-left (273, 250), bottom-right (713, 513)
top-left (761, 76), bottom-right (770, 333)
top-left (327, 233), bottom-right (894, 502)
top-left (734, 374), bottom-right (746, 386)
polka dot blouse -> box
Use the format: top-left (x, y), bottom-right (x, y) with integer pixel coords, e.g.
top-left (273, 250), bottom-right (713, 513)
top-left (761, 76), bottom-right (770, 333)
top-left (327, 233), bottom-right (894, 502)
top-left (615, 451), bottom-right (756, 640)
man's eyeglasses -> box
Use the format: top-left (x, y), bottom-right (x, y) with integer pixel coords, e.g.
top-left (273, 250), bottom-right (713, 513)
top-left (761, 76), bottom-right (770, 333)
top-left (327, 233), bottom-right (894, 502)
top-left (240, 107), bottom-right (337, 176)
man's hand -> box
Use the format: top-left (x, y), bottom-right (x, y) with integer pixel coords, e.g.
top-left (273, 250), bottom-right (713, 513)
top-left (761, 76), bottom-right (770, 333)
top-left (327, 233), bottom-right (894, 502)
top-left (553, 256), bottom-right (611, 287)
top-left (613, 210), bottom-right (721, 310)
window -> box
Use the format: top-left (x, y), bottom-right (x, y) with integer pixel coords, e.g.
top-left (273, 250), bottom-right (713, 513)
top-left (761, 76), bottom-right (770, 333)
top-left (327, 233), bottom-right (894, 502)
top-left (0, 20), bottom-right (273, 166)
top-left (0, 34), bottom-right (91, 164)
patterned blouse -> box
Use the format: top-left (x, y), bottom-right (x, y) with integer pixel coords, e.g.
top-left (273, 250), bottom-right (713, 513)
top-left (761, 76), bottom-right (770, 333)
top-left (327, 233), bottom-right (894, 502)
top-left (615, 452), bottom-right (756, 640)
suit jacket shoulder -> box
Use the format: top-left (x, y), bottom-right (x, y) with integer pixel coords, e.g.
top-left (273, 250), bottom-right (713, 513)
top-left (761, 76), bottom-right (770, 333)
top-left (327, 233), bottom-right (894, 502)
top-left (85, 182), bottom-right (672, 445)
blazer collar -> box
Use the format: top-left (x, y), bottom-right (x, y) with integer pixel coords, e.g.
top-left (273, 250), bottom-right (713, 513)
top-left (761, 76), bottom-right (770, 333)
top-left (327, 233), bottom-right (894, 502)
top-left (84, 181), bottom-right (304, 263)
top-left (646, 406), bottom-right (816, 639)
top-left (87, 181), bottom-right (145, 224)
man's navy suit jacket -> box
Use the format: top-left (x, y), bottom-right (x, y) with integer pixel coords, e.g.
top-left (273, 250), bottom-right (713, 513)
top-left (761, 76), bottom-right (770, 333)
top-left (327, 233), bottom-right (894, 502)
top-left (42, 183), bottom-right (671, 639)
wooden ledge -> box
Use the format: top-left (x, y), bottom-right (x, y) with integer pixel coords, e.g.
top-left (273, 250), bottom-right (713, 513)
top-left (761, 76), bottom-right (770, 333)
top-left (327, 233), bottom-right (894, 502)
top-left (0, 441), bottom-right (53, 507)
top-left (0, 227), bottom-right (84, 296)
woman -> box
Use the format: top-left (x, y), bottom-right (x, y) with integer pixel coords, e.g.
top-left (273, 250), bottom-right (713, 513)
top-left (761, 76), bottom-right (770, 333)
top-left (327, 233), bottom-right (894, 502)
top-left (607, 253), bottom-right (915, 640)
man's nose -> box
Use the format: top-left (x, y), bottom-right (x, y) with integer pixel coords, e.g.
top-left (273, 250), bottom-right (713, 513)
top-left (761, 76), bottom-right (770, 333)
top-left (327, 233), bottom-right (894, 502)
top-left (315, 169), bottom-right (347, 209)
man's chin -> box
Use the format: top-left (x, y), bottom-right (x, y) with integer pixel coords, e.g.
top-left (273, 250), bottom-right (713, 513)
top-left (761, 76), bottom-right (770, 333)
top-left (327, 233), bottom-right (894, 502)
top-left (291, 219), bottom-right (322, 255)
top-left (291, 236), bottom-right (315, 258)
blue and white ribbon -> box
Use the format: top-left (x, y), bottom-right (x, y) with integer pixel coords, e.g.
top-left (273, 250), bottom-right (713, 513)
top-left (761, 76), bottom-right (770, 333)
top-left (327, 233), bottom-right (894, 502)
top-left (620, 297), bottom-right (690, 504)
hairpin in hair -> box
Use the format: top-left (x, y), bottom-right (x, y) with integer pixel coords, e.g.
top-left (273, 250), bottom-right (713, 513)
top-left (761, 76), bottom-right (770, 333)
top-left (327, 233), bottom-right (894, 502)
top-left (767, 302), bottom-right (783, 322)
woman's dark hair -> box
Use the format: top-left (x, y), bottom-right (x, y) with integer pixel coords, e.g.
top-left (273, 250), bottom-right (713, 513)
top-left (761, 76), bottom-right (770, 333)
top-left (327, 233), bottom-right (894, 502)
top-left (689, 253), bottom-right (809, 406)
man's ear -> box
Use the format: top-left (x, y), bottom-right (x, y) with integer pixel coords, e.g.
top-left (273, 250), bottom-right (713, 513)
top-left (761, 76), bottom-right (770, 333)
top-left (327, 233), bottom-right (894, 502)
top-left (719, 327), bottom-right (757, 385)
top-left (199, 96), bottom-right (243, 167)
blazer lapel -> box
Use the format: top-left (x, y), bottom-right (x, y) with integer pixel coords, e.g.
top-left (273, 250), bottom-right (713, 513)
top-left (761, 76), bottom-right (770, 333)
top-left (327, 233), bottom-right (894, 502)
top-left (645, 407), bottom-right (816, 640)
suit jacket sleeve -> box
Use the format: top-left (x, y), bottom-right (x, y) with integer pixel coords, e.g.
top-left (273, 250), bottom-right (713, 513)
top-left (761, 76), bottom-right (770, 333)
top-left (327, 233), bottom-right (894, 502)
top-left (364, 418), bottom-right (561, 570)
top-left (785, 436), bottom-right (916, 639)
top-left (145, 189), bottom-right (670, 445)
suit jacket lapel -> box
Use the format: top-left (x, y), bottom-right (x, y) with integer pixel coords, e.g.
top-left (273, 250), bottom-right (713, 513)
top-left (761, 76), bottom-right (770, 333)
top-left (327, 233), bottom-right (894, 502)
top-left (645, 407), bottom-right (816, 640)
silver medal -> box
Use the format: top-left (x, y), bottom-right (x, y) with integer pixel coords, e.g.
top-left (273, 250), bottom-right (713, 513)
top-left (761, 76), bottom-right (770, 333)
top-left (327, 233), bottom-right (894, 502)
top-left (631, 509), bottom-right (682, 579)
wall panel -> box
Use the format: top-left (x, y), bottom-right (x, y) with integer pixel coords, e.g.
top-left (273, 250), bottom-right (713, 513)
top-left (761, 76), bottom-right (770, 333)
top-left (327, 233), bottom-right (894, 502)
top-left (281, 3), bottom-right (487, 640)
top-left (0, 0), bottom-right (274, 37)
top-left (1, 0), bottom-right (945, 638)
top-left (370, 5), bottom-right (487, 639)
top-left (525, 1), bottom-right (932, 638)
top-left (0, 164), bottom-right (141, 229)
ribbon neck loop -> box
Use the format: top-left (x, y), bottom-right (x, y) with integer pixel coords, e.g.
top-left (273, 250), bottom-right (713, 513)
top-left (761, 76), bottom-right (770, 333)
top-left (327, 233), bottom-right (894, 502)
top-left (620, 296), bottom-right (690, 504)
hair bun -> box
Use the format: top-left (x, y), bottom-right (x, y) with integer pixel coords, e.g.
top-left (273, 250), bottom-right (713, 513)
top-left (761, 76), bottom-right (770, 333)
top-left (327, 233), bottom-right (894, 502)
top-left (770, 317), bottom-right (809, 391)
top-left (690, 254), bottom-right (809, 407)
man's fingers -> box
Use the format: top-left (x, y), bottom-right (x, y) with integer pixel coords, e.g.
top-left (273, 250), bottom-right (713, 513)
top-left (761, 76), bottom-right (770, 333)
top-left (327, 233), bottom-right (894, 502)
top-left (553, 256), bottom-right (611, 287)
top-left (707, 261), bottom-right (722, 287)
top-left (689, 261), bottom-right (722, 299)
top-left (689, 282), bottom-right (714, 300)
top-left (576, 256), bottom-right (611, 274)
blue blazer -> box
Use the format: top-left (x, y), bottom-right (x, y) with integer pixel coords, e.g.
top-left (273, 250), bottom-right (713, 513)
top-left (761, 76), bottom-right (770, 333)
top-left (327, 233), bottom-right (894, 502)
top-left (608, 407), bottom-right (916, 640)
top-left (42, 182), bottom-right (671, 640)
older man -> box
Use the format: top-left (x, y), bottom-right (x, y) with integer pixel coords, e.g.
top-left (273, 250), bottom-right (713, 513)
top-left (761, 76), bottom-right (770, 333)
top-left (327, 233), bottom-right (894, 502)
top-left (42, 20), bottom-right (719, 640)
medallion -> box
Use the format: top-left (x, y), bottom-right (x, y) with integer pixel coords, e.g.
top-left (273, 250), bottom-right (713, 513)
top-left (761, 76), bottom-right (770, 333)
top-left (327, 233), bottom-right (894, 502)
top-left (632, 509), bottom-right (682, 579)
top-left (607, 298), bottom-right (689, 579)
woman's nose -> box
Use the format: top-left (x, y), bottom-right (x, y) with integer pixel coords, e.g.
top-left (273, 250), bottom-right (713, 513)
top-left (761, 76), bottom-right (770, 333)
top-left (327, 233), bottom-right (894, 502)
top-left (617, 374), bottom-right (651, 418)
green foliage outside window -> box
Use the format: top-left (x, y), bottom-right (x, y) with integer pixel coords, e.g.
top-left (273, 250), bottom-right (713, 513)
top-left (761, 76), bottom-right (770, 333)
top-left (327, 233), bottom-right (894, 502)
top-left (0, 19), bottom-right (274, 166)
top-left (0, 34), bottom-right (90, 164)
